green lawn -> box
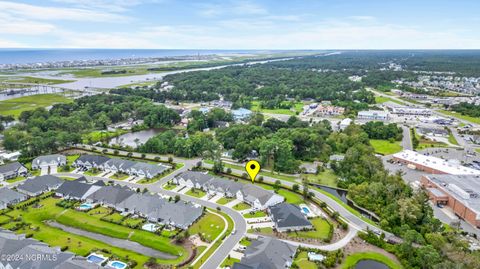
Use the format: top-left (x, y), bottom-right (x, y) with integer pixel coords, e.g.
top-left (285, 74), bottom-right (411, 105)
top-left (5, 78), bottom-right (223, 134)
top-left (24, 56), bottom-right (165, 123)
top-left (340, 252), bottom-right (402, 269)
top-left (287, 217), bottom-right (332, 240)
top-left (216, 197), bottom-right (235, 205)
top-left (370, 139), bottom-right (403, 155)
top-left (233, 202), bottom-right (252, 211)
top-left (82, 130), bottom-right (127, 144)
top-left (102, 212), bottom-right (124, 223)
top-left (6, 176), bottom-right (27, 183)
top-left (258, 183), bottom-right (304, 205)
top-left (188, 212), bottom-right (225, 242)
top-left (186, 188), bottom-right (207, 198)
top-left (374, 95), bottom-right (404, 105)
top-left (212, 160), bottom-right (297, 182)
top-left (0, 94), bottom-right (72, 118)
top-left (2, 197), bottom-right (187, 268)
top-left (303, 169), bottom-right (339, 187)
top-left (251, 100), bottom-right (303, 115)
top-left (413, 129), bottom-right (449, 150)
top-left (163, 183), bottom-right (177, 190)
top-left (438, 110), bottom-right (480, 125)
top-left (239, 237), bottom-right (252, 246)
top-left (448, 132), bottom-right (460, 146)
top-left (83, 168), bottom-right (101, 176)
top-left (221, 256), bottom-right (240, 268)
top-left (247, 227), bottom-right (274, 234)
top-left (110, 172), bottom-right (129, 180)
top-left (243, 211), bottom-right (267, 218)
top-left (293, 251), bottom-right (318, 269)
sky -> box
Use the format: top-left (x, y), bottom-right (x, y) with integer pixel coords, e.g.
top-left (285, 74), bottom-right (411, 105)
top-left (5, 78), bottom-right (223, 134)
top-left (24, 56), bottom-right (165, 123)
top-left (1, 0), bottom-right (480, 49)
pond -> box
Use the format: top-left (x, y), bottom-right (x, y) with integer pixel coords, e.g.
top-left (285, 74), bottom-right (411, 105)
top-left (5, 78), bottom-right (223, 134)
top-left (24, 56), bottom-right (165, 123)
top-left (108, 129), bottom-right (162, 148)
top-left (355, 259), bottom-right (390, 269)
top-left (0, 86), bottom-right (68, 101)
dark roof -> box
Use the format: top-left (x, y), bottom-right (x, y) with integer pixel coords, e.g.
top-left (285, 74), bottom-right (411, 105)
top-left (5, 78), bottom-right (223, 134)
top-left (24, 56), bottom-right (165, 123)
top-left (234, 236), bottom-right (298, 269)
top-left (75, 154), bottom-right (110, 165)
top-left (0, 188), bottom-right (27, 205)
top-left (269, 203), bottom-right (312, 229)
top-left (17, 175), bottom-right (63, 195)
top-left (56, 180), bottom-right (96, 199)
top-left (87, 185), bottom-right (135, 205)
top-left (0, 161), bottom-right (25, 174)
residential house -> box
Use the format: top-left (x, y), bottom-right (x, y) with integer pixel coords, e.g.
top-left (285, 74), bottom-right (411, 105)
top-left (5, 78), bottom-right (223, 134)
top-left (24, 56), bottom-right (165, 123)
top-left (268, 203), bottom-right (313, 232)
top-left (16, 175), bottom-right (63, 197)
top-left (233, 236), bottom-right (298, 269)
top-left (31, 154), bottom-right (67, 170)
top-left (0, 162), bottom-right (28, 182)
top-left (130, 162), bottom-right (169, 179)
top-left (102, 158), bottom-right (136, 174)
top-left (239, 184), bottom-right (284, 210)
top-left (86, 185), bottom-right (135, 208)
top-left (55, 177), bottom-right (102, 200)
top-left (73, 154), bottom-right (110, 170)
top-left (0, 188), bottom-right (28, 210)
top-left (172, 171), bottom-right (214, 189)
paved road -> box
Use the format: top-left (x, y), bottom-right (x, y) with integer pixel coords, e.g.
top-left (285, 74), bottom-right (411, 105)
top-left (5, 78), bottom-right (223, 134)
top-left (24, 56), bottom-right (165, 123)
top-left (401, 125), bottom-right (413, 150)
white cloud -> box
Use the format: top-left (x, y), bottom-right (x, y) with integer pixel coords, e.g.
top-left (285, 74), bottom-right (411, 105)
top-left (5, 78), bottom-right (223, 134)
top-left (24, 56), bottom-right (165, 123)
top-left (0, 1), bottom-right (127, 22)
top-left (52, 0), bottom-right (162, 12)
top-left (0, 38), bottom-right (27, 48)
top-left (0, 13), bottom-right (56, 35)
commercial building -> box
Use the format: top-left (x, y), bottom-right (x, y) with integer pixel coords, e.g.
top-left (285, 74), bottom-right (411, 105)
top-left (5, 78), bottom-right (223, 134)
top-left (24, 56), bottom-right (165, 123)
top-left (357, 110), bottom-right (390, 121)
top-left (421, 174), bottom-right (480, 228)
top-left (232, 108), bottom-right (253, 121)
top-left (392, 150), bottom-right (480, 175)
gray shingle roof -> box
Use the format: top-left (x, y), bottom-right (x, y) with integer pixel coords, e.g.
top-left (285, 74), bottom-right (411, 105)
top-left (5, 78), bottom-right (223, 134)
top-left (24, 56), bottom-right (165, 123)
top-left (0, 188), bottom-right (27, 205)
top-left (75, 154), bottom-right (110, 166)
top-left (131, 162), bottom-right (169, 176)
top-left (17, 175), bottom-right (63, 195)
top-left (86, 185), bottom-right (135, 205)
top-left (32, 154), bottom-right (66, 166)
top-left (234, 236), bottom-right (297, 269)
top-left (0, 161), bottom-right (25, 174)
top-left (269, 203), bottom-right (312, 229)
top-left (56, 180), bottom-right (99, 200)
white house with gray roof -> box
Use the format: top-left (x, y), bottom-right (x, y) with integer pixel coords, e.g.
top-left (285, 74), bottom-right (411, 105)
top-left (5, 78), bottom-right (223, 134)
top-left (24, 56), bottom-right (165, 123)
top-left (0, 188), bottom-right (28, 210)
top-left (130, 162), bottom-right (170, 179)
top-left (0, 162), bottom-right (27, 182)
top-left (268, 203), bottom-right (313, 232)
top-left (233, 236), bottom-right (298, 269)
top-left (73, 154), bottom-right (110, 170)
top-left (173, 171), bottom-right (284, 210)
top-left (31, 154), bottom-right (66, 170)
top-left (17, 175), bottom-right (63, 197)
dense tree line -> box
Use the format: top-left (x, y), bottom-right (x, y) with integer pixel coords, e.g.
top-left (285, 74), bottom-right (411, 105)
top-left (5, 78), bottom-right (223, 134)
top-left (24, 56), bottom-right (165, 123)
top-left (187, 108), bottom-right (233, 133)
top-left (451, 102), bottom-right (480, 118)
top-left (2, 95), bottom-right (180, 157)
top-left (361, 121), bottom-right (403, 141)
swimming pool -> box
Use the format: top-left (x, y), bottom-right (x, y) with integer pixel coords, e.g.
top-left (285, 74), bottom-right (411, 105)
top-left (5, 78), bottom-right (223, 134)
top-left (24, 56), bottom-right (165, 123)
top-left (142, 223), bottom-right (158, 232)
top-left (302, 207), bottom-right (310, 214)
top-left (79, 203), bottom-right (93, 210)
top-left (86, 253), bottom-right (108, 265)
top-left (107, 260), bottom-right (128, 269)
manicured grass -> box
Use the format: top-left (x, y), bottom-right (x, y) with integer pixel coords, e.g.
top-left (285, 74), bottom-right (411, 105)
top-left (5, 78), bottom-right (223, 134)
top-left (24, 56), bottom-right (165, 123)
top-left (163, 183), bottom-right (177, 190)
top-left (247, 227), bottom-right (274, 234)
top-left (233, 202), bottom-right (252, 211)
top-left (3, 197), bottom-right (186, 268)
top-left (0, 94), bottom-right (72, 118)
top-left (186, 188), bottom-right (207, 198)
top-left (448, 132), bottom-right (460, 146)
top-left (293, 251), bottom-right (318, 269)
top-left (83, 168), bottom-right (101, 176)
top-left (239, 237), bottom-right (252, 246)
top-left (243, 211), bottom-right (267, 218)
top-left (258, 183), bottom-right (304, 205)
top-left (122, 217), bottom-right (145, 227)
top-left (370, 139), bottom-right (403, 155)
top-left (6, 176), bottom-right (27, 183)
top-left (102, 212), bottom-right (124, 223)
top-left (413, 129), bottom-right (449, 150)
top-left (303, 169), bottom-right (339, 187)
top-left (251, 100), bottom-right (303, 115)
top-left (287, 217), bottom-right (332, 240)
top-left (188, 212), bottom-right (225, 242)
top-left (438, 110), bottom-right (480, 125)
top-left (216, 197), bottom-right (235, 205)
top-left (221, 257), bottom-right (240, 268)
top-left (340, 252), bottom-right (402, 269)
top-left (110, 172), bottom-right (129, 180)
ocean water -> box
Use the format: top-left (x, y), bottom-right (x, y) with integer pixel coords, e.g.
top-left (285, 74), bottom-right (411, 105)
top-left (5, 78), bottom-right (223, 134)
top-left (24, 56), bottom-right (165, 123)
top-left (0, 49), bottom-right (267, 65)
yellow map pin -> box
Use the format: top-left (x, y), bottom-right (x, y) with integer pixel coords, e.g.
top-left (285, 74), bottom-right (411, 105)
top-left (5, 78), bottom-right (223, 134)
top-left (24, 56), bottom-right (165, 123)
top-left (245, 160), bottom-right (261, 183)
